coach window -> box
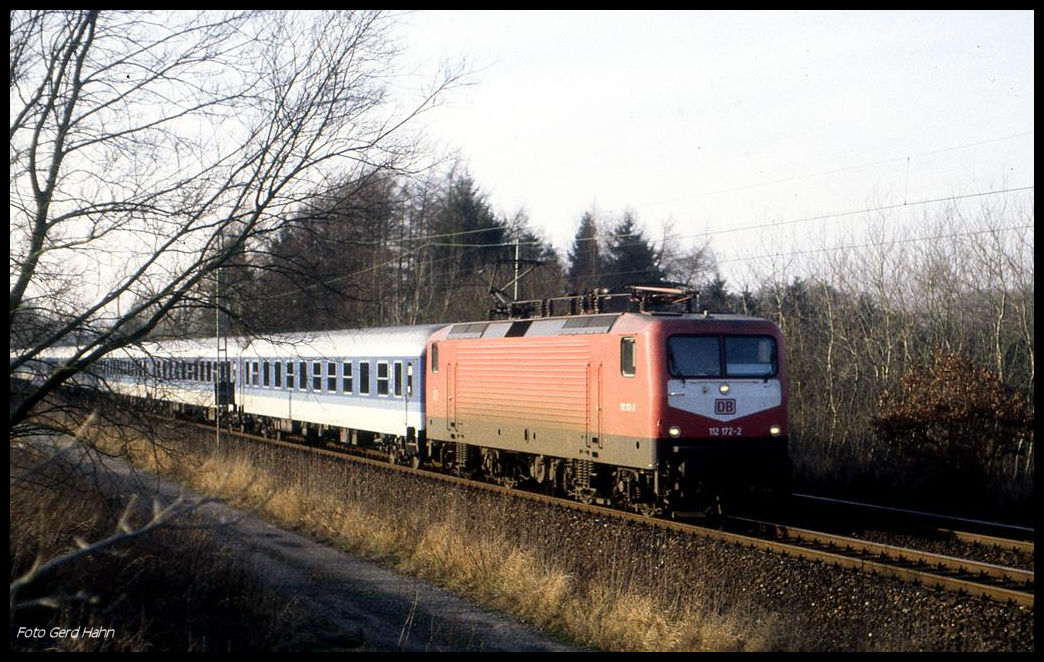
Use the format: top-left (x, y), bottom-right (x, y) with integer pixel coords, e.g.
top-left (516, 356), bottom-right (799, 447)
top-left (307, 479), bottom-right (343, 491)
top-left (393, 361), bottom-right (403, 397)
top-left (298, 361), bottom-right (307, 390)
top-left (274, 361), bottom-right (282, 388)
top-left (621, 337), bottom-right (636, 377)
top-left (431, 343), bottom-right (439, 373)
top-left (285, 361), bottom-right (294, 389)
top-left (342, 361), bottom-right (353, 394)
top-left (359, 361), bottom-right (371, 395)
top-left (253, 361), bottom-right (260, 387)
top-left (312, 361), bottom-right (322, 391)
top-left (377, 362), bottom-right (389, 396)
top-left (263, 361), bottom-right (270, 387)
top-left (327, 362), bottom-right (337, 392)
top-left (406, 363), bottom-right (414, 396)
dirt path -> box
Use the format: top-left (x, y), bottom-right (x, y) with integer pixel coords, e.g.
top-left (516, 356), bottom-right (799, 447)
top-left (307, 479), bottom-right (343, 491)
top-left (192, 501), bottom-right (578, 651)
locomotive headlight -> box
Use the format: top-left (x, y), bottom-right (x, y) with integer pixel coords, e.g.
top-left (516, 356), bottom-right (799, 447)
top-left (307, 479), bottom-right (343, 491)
top-left (668, 425), bottom-right (682, 438)
top-left (719, 383), bottom-right (730, 394)
top-left (769, 425), bottom-right (782, 437)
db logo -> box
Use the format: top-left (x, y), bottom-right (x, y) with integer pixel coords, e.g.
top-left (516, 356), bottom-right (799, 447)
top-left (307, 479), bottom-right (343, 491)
top-left (714, 399), bottom-right (736, 415)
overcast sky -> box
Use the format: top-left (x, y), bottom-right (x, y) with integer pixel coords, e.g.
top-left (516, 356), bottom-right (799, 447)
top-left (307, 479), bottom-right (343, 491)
top-left (392, 10), bottom-right (1034, 285)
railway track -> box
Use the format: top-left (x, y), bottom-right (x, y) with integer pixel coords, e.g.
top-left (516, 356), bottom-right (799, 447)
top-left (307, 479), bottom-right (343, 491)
top-left (175, 418), bottom-right (1036, 608)
top-left (792, 493), bottom-right (1034, 554)
top-left (726, 517), bottom-right (1034, 607)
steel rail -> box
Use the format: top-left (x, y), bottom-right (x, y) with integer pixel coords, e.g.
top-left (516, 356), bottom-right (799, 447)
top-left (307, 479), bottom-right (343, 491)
top-left (728, 517), bottom-right (1034, 605)
top-left (933, 529), bottom-right (1035, 556)
top-left (793, 493), bottom-right (1035, 540)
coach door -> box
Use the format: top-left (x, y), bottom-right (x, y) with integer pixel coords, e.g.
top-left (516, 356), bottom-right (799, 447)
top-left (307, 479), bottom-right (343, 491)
top-left (447, 362), bottom-right (457, 433)
top-left (586, 363), bottom-right (603, 449)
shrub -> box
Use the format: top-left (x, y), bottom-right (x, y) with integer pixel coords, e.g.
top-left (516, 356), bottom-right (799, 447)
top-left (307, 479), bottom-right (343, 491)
top-left (872, 350), bottom-right (1033, 511)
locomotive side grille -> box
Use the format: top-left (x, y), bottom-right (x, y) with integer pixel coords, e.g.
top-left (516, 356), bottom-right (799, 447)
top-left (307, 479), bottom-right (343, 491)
top-left (455, 338), bottom-right (589, 428)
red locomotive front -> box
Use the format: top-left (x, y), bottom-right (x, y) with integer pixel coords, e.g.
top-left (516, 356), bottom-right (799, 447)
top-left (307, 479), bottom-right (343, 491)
top-left (643, 314), bottom-right (792, 512)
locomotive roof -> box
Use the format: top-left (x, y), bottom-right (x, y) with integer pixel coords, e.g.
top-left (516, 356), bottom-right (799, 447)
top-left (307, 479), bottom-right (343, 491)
top-left (431, 311), bottom-right (779, 341)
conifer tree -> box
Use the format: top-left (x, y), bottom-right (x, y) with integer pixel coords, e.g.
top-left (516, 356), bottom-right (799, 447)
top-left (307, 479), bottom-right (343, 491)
top-left (567, 212), bottom-right (602, 293)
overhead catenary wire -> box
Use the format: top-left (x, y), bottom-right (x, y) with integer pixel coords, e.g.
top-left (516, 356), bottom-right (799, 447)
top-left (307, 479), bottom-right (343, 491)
top-left (304, 131), bottom-right (1034, 250)
top-left (255, 184), bottom-right (1033, 303)
top-left (415, 184), bottom-right (1034, 249)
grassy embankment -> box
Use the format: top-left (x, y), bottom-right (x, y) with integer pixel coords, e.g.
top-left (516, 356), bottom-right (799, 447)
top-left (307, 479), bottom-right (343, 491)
top-left (76, 417), bottom-right (793, 652)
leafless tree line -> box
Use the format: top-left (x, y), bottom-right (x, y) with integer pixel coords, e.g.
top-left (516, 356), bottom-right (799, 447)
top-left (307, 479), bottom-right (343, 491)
top-left (743, 195), bottom-right (1033, 509)
top-left (9, 8), bottom-right (464, 610)
top-left (10, 10), bottom-right (465, 434)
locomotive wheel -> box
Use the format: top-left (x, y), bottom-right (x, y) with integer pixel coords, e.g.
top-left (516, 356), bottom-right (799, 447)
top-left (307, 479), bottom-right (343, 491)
top-left (529, 455), bottom-right (548, 485)
top-left (699, 495), bottom-right (726, 526)
top-left (637, 503), bottom-right (662, 518)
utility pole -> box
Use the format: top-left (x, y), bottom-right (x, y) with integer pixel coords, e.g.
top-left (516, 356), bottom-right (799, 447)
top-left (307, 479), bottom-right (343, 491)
top-left (214, 234), bottom-right (222, 453)
top-left (513, 238), bottom-right (520, 301)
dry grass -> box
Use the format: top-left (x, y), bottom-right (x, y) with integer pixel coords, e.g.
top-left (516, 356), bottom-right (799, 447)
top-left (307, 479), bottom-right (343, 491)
top-left (9, 443), bottom-right (317, 652)
top-left (79, 419), bottom-right (787, 652)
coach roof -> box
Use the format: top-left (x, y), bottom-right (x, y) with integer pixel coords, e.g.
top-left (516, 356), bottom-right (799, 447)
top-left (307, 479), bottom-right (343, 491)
top-left (240, 324), bottom-right (447, 359)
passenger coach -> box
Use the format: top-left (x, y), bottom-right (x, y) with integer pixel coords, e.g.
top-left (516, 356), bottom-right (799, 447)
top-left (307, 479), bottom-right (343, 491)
top-left (235, 325), bottom-right (444, 462)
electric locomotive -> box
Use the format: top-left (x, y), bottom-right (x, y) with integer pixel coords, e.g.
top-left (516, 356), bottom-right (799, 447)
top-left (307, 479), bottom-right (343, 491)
top-left (424, 286), bottom-right (791, 516)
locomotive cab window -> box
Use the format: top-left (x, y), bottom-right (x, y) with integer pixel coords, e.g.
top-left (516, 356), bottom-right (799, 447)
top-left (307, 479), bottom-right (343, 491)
top-left (668, 335), bottom-right (777, 379)
top-left (620, 337), bottom-right (636, 377)
top-left (668, 336), bottom-right (721, 378)
top-left (724, 336), bottom-right (777, 378)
